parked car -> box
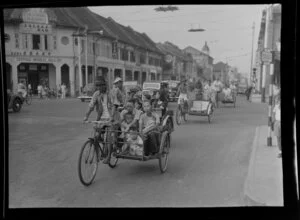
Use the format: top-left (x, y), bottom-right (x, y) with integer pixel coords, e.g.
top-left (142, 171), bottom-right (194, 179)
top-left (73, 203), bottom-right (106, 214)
top-left (77, 83), bottom-right (95, 102)
top-left (7, 90), bottom-right (24, 112)
top-left (237, 84), bottom-right (248, 95)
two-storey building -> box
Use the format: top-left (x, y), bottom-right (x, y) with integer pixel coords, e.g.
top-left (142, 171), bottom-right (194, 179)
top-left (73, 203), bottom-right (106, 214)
top-left (156, 41), bottom-right (193, 81)
top-left (4, 7), bottom-right (164, 96)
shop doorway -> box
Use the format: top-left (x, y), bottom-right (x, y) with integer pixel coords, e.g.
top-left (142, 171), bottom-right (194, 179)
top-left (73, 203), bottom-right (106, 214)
top-left (61, 64), bottom-right (70, 87)
top-left (28, 71), bottom-right (39, 94)
top-left (6, 63), bottom-right (12, 90)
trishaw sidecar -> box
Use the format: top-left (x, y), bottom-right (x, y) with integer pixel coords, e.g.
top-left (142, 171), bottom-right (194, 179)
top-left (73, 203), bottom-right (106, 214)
top-left (78, 108), bottom-right (174, 186)
top-left (188, 100), bottom-right (214, 123)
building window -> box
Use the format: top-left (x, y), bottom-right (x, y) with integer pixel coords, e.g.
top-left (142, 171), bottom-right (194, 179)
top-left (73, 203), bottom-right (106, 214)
top-left (53, 35), bottom-right (57, 49)
top-left (121, 48), bottom-right (128, 61)
top-left (134, 72), bottom-right (139, 81)
top-left (32, 34), bottom-right (41, 50)
top-left (44, 35), bottom-right (48, 50)
top-left (61, 36), bottom-right (69, 45)
top-left (151, 73), bottom-right (155, 81)
top-left (15, 33), bottom-right (19, 49)
top-left (125, 70), bottom-right (133, 81)
top-left (140, 53), bottom-right (146, 64)
top-left (130, 51), bottom-right (135, 62)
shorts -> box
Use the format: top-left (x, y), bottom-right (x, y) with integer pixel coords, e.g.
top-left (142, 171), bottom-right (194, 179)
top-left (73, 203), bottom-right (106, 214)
top-left (177, 94), bottom-right (188, 104)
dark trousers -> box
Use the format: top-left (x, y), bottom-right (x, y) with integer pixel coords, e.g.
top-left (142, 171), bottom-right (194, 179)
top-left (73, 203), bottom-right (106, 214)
top-left (144, 132), bottom-right (160, 156)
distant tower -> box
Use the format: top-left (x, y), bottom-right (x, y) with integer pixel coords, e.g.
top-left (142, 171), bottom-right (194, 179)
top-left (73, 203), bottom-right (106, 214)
top-left (202, 41), bottom-right (210, 55)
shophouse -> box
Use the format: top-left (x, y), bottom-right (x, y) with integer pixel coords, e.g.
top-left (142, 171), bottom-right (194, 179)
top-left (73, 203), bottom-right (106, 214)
top-left (156, 41), bottom-right (193, 81)
top-left (4, 7), bottom-right (163, 97)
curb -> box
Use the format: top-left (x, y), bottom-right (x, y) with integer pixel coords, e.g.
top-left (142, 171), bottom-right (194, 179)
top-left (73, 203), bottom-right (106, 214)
top-left (243, 126), bottom-right (267, 206)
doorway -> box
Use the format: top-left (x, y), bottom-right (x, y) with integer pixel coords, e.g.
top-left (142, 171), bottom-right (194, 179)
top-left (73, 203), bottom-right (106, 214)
top-left (28, 71), bottom-right (39, 94)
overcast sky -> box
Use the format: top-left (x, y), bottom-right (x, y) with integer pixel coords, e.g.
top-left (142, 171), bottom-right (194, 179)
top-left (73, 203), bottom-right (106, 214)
top-left (89, 4), bottom-right (269, 75)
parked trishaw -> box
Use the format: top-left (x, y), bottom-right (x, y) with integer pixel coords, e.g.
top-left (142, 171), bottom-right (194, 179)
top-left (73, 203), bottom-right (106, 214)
top-left (78, 100), bottom-right (174, 186)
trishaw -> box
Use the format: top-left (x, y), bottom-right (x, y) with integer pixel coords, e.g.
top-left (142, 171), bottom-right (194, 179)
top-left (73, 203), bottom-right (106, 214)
top-left (219, 90), bottom-right (237, 108)
top-left (176, 95), bottom-right (214, 124)
top-left (78, 106), bottom-right (174, 186)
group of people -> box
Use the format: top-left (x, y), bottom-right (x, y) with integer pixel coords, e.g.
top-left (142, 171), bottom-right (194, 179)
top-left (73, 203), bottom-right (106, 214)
top-left (83, 77), bottom-right (164, 163)
top-left (176, 78), bottom-right (237, 110)
top-left (37, 83), bottom-right (67, 99)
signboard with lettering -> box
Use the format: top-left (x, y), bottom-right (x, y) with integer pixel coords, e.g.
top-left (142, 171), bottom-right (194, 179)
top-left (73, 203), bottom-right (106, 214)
top-left (15, 56), bottom-right (62, 63)
top-left (261, 49), bottom-right (273, 64)
top-left (20, 23), bottom-right (52, 34)
top-left (22, 8), bottom-right (49, 24)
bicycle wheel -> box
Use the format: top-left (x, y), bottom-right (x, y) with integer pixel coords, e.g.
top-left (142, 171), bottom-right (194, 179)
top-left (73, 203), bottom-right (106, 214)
top-left (108, 144), bottom-right (119, 168)
top-left (175, 106), bottom-right (182, 125)
top-left (78, 140), bottom-right (98, 186)
top-left (159, 132), bottom-right (170, 173)
top-left (26, 95), bottom-right (32, 105)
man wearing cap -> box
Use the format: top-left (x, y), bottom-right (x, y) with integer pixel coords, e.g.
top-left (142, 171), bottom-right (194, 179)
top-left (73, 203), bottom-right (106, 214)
top-left (176, 79), bottom-right (189, 112)
top-left (83, 79), bottom-right (113, 164)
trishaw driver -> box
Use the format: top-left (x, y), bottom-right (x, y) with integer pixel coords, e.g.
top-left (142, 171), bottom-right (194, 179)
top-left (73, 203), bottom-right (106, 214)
top-left (176, 79), bottom-right (189, 111)
top-left (83, 80), bottom-right (113, 164)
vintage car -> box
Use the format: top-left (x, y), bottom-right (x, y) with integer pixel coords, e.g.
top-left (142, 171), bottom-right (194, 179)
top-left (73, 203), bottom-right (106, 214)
top-left (77, 83), bottom-right (95, 102)
top-left (7, 90), bottom-right (24, 113)
top-left (142, 81), bottom-right (162, 102)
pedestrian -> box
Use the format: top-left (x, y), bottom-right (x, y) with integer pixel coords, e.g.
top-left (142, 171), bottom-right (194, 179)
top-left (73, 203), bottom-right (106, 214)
top-left (245, 85), bottom-right (253, 102)
top-left (272, 92), bottom-right (281, 158)
top-left (61, 83), bottom-right (66, 99)
top-left (212, 78), bottom-right (223, 107)
top-left (57, 84), bottom-right (62, 99)
top-left (37, 83), bottom-right (43, 99)
top-left (28, 83), bottom-right (32, 96)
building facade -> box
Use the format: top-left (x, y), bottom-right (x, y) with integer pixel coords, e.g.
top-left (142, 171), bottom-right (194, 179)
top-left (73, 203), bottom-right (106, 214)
top-left (212, 61), bottom-right (230, 84)
top-left (156, 42), bottom-right (193, 81)
top-left (183, 42), bottom-right (214, 82)
top-left (4, 7), bottom-right (163, 97)
top-left (254, 4), bottom-right (281, 96)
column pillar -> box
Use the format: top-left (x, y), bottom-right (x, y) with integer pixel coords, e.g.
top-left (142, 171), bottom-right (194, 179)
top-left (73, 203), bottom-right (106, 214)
top-left (122, 67), bottom-right (125, 81)
top-left (69, 64), bottom-right (75, 97)
top-left (55, 63), bottom-right (62, 88)
top-left (12, 63), bottom-right (19, 92)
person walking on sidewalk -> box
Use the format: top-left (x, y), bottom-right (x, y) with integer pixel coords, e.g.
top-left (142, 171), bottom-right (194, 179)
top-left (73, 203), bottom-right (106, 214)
top-left (273, 92), bottom-right (281, 158)
top-left (61, 83), bottom-right (66, 99)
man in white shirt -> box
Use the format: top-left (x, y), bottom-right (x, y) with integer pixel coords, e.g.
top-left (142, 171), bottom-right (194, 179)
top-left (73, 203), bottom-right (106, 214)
top-left (212, 78), bottom-right (223, 107)
top-left (222, 85), bottom-right (232, 101)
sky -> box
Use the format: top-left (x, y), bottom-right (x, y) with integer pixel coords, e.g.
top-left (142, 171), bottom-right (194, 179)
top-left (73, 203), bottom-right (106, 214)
top-left (89, 4), bottom-right (269, 75)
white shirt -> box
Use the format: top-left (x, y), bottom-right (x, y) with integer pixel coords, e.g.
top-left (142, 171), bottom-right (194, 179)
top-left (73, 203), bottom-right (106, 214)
top-left (101, 94), bottom-right (110, 119)
top-left (61, 85), bottom-right (66, 92)
top-left (223, 88), bottom-right (231, 96)
top-left (273, 104), bottom-right (281, 121)
top-left (213, 81), bottom-right (223, 92)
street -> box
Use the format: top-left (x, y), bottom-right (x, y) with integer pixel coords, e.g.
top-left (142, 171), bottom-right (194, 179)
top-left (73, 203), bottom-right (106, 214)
top-left (8, 96), bottom-right (268, 207)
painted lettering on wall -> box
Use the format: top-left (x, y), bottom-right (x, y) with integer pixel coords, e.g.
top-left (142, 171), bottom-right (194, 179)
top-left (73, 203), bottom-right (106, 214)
top-left (20, 23), bottom-right (52, 34)
top-left (15, 56), bottom-right (62, 63)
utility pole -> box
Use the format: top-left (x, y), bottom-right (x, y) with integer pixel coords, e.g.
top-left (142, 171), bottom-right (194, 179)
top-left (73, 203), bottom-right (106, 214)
top-left (250, 22), bottom-right (255, 89)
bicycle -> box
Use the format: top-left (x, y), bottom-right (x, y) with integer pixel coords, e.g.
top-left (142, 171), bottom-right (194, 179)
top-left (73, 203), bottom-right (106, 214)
top-left (78, 120), bottom-right (118, 186)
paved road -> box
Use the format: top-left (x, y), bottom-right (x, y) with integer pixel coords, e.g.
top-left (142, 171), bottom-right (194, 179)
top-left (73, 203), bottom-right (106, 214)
top-left (8, 96), bottom-right (268, 207)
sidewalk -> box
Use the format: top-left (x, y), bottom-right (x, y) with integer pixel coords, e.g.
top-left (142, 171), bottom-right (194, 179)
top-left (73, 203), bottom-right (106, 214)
top-left (244, 126), bottom-right (283, 206)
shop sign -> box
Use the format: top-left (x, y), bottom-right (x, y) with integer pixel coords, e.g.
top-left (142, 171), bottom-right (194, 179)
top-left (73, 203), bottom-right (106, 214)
top-left (16, 56), bottom-right (62, 63)
top-left (18, 72), bottom-right (27, 77)
top-left (22, 8), bottom-right (49, 24)
top-left (261, 49), bottom-right (273, 64)
top-left (20, 23), bottom-right (52, 34)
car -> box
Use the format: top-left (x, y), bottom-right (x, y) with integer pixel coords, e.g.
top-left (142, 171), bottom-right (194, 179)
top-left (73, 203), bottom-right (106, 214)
top-left (142, 81), bottom-right (161, 102)
top-left (7, 90), bottom-right (24, 113)
top-left (78, 83), bottom-right (95, 102)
